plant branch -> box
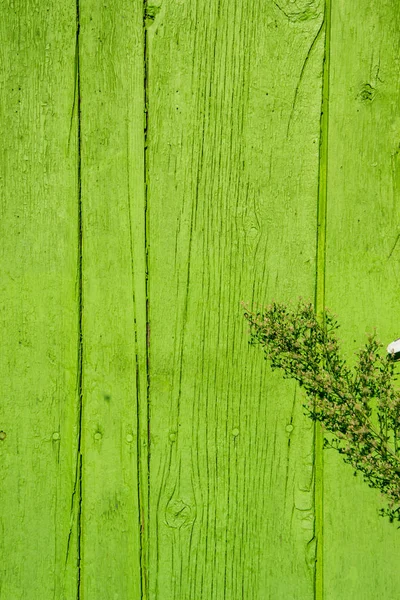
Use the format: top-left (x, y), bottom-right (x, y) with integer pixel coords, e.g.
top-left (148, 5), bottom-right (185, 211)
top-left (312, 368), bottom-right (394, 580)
top-left (243, 299), bottom-right (400, 525)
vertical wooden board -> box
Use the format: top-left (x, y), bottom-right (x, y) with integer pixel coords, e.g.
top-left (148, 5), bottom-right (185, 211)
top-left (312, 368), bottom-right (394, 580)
top-left (0, 2), bottom-right (79, 599)
top-left (79, 1), bottom-right (147, 597)
top-left (324, 1), bottom-right (400, 597)
top-left (147, 1), bottom-right (325, 597)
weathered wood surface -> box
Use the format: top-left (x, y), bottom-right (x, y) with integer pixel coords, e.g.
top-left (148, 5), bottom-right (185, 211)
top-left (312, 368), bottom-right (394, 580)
top-left (146, 0), bottom-right (324, 597)
top-left (0, 1), bottom-right (147, 598)
top-left (1, 0), bottom-right (400, 599)
top-left (0, 2), bottom-right (79, 597)
top-left (78, 1), bottom-right (146, 597)
top-left (324, 1), bottom-right (400, 598)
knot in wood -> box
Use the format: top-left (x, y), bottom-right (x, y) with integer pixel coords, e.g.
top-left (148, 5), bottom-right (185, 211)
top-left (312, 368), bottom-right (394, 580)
top-left (358, 83), bottom-right (376, 103)
top-left (165, 498), bottom-right (194, 529)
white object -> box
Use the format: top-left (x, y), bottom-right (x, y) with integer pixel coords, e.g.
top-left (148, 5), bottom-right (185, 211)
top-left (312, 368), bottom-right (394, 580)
top-left (387, 338), bottom-right (400, 355)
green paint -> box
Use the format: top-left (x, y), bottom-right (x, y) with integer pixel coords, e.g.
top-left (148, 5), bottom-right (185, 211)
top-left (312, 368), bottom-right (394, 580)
top-left (315, 0), bottom-right (331, 598)
top-left (77, 1), bottom-right (146, 597)
top-left (147, 1), bottom-right (322, 597)
top-left (0, 2), bottom-right (79, 597)
top-left (1, 0), bottom-right (400, 598)
top-left (323, 1), bottom-right (400, 598)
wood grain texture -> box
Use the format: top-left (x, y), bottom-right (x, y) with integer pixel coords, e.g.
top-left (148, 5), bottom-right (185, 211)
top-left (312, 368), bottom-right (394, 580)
top-left (4, 2), bottom-right (400, 598)
top-left (146, 0), bottom-right (325, 597)
top-left (0, 2), bottom-right (79, 598)
top-left (324, 1), bottom-right (400, 598)
top-left (78, 1), bottom-right (147, 597)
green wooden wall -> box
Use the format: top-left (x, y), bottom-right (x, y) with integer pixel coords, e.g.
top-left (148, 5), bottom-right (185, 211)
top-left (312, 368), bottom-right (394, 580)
top-left (1, 1), bottom-right (400, 598)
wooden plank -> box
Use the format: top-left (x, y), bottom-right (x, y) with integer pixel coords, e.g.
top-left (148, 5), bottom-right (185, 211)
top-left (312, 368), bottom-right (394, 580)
top-left (0, 3), bottom-right (79, 598)
top-left (78, 1), bottom-right (147, 597)
top-left (146, 1), bottom-right (325, 597)
top-left (324, 1), bottom-right (400, 597)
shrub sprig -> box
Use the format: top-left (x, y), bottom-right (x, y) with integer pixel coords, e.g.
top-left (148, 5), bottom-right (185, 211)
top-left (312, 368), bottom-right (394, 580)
top-left (243, 299), bottom-right (400, 525)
